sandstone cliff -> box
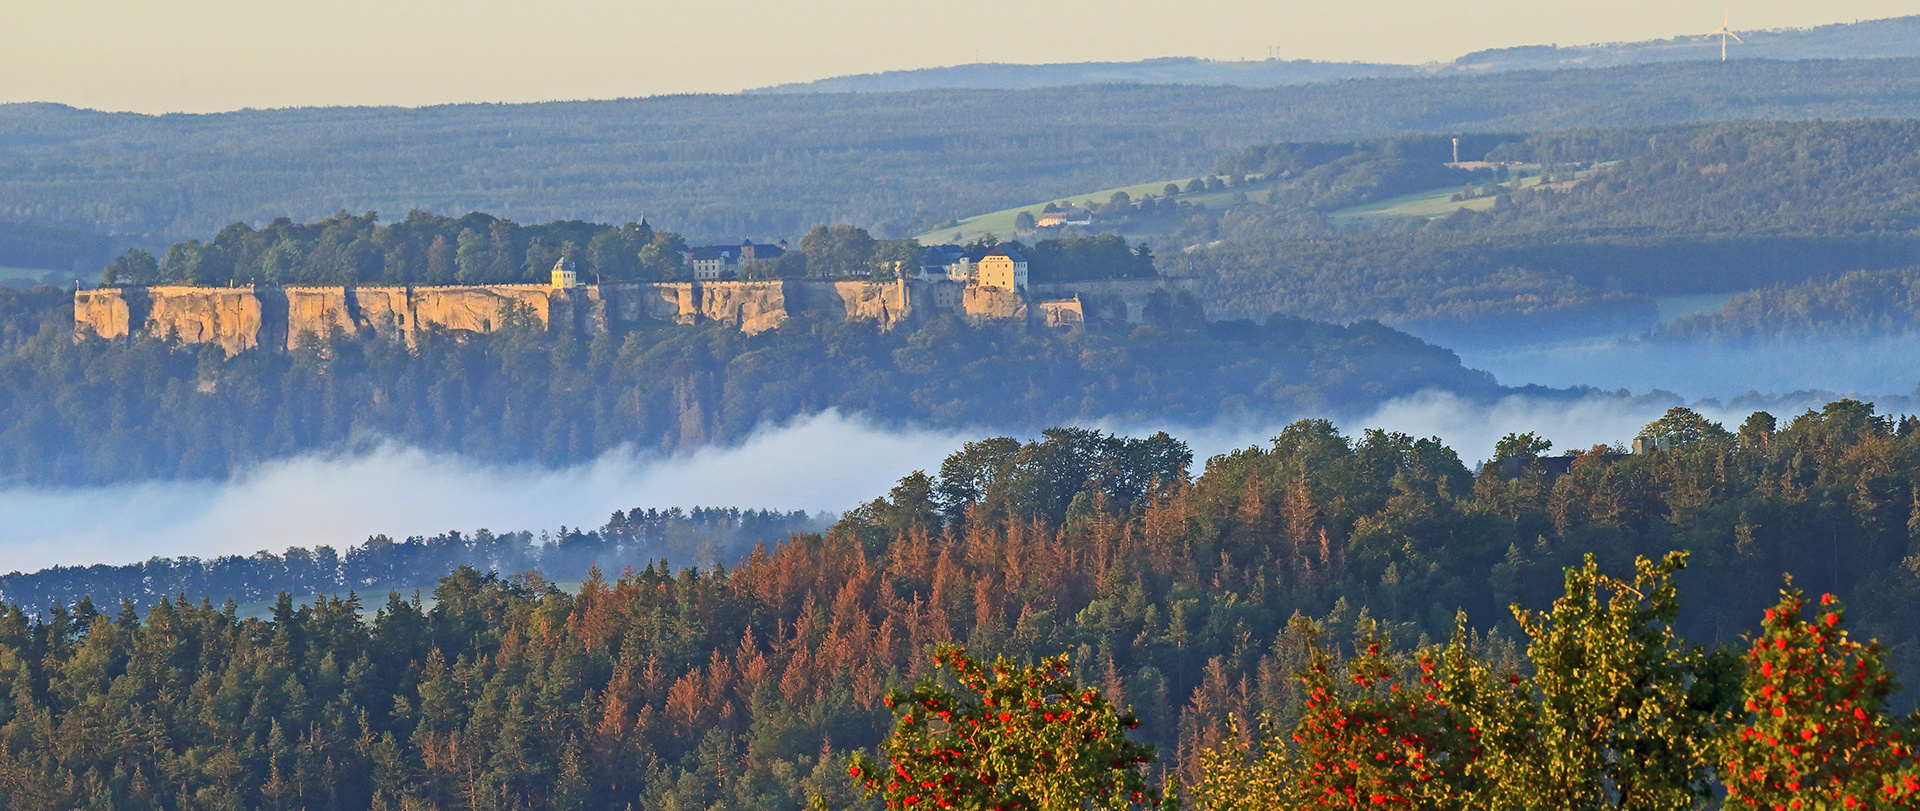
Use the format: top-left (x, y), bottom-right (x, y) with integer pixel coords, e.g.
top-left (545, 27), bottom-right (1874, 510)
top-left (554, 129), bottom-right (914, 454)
top-left (75, 277), bottom-right (1200, 354)
top-left (75, 287), bottom-right (275, 356)
top-left (406, 286), bottom-right (554, 338)
top-left (696, 282), bottom-right (793, 335)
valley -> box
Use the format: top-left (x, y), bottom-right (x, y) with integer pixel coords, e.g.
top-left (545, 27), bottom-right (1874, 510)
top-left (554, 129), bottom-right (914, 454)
top-left (7, 10), bottom-right (1920, 811)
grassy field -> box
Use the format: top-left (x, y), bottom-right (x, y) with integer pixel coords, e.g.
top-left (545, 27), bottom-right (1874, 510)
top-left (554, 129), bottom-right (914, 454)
top-left (911, 162), bottom-right (1602, 243)
top-left (1326, 168), bottom-right (1543, 225)
top-left (912, 174), bottom-right (1278, 245)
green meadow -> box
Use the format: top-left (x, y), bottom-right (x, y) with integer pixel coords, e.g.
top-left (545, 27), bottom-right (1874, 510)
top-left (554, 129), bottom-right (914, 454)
top-left (912, 174), bottom-right (1280, 245)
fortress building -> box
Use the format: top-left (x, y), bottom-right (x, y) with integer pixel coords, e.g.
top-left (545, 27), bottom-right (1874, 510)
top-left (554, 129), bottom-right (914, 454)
top-left (972, 246), bottom-right (1028, 290)
top-left (685, 240), bottom-right (788, 281)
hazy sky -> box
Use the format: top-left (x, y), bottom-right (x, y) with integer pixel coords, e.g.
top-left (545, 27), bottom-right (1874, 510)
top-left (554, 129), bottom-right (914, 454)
top-left (2, 1), bottom-right (1914, 114)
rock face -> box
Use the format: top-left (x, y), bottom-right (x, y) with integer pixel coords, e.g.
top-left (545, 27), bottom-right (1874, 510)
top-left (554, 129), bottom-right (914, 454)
top-left (75, 277), bottom-right (1202, 353)
top-left (404, 286), bottom-right (556, 339)
top-left (962, 286), bottom-right (1027, 321)
top-left (74, 287), bottom-right (276, 355)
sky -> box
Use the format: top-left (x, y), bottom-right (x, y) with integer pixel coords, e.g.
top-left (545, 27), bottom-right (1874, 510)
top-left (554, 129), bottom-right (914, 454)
top-left (2, 0), bottom-right (1914, 114)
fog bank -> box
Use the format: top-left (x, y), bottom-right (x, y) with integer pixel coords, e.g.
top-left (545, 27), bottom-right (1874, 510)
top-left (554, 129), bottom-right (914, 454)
top-left (0, 390), bottom-right (1906, 573)
top-left (0, 412), bottom-right (980, 573)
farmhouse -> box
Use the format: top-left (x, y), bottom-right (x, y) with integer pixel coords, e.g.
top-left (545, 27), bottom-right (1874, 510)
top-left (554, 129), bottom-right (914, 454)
top-left (1037, 208), bottom-right (1093, 228)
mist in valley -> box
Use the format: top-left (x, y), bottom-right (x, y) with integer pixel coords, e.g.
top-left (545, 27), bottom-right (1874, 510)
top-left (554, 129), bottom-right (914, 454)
top-left (0, 412), bottom-right (977, 574)
top-left (1453, 330), bottom-right (1920, 402)
top-left (1, 388), bottom-right (1870, 576)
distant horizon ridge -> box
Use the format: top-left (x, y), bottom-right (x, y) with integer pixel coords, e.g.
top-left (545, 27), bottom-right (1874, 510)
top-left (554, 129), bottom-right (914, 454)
top-left (749, 13), bottom-right (1920, 95)
top-left (3, 14), bottom-right (1918, 115)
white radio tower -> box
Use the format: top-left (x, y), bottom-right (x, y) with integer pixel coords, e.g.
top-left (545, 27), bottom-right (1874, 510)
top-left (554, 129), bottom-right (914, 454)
top-left (1705, 5), bottom-right (1744, 62)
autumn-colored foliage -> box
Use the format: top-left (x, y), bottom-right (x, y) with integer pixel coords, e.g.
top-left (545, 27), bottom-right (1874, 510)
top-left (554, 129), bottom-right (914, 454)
top-left (1283, 617), bottom-right (1474, 810)
top-left (1723, 589), bottom-right (1918, 809)
top-left (845, 644), bottom-right (1156, 811)
top-left (9, 404), bottom-right (1920, 810)
top-left (1501, 551), bottom-right (1738, 810)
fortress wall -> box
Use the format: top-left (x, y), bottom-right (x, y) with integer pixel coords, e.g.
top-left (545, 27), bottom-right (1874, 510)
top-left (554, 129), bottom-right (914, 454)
top-left (772, 279), bottom-right (922, 330)
top-left (350, 287), bottom-right (416, 341)
top-left (592, 283), bottom-right (679, 327)
top-left (828, 280), bottom-right (917, 329)
top-left (1029, 278), bottom-right (1202, 326)
top-left (605, 282), bottom-right (701, 326)
top-left (282, 285), bottom-right (559, 348)
top-left (283, 287), bottom-right (358, 348)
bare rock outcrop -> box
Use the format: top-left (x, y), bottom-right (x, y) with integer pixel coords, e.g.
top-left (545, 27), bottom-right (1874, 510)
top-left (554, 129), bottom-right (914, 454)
top-left (963, 286), bottom-right (1028, 322)
top-left (698, 282), bottom-right (792, 335)
top-left (409, 286), bottom-right (553, 337)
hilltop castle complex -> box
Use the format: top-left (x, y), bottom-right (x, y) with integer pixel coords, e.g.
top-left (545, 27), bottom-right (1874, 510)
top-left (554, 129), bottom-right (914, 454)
top-left (73, 257), bottom-right (1200, 356)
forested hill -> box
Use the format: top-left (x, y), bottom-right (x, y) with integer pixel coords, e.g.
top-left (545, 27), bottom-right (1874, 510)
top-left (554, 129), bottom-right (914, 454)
top-left (1174, 119), bottom-right (1920, 342)
top-left (1656, 267), bottom-right (1920, 342)
top-left (5, 403), bottom-right (1920, 809)
top-left (7, 56), bottom-right (1920, 243)
top-left (0, 284), bottom-right (1500, 486)
top-left (0, 507), bottom-right (826, 616)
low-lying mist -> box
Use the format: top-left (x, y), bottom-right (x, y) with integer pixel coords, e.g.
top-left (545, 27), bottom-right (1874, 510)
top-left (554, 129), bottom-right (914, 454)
top-left (2, 391), bottom-right (1906, 575)
top-left (0, 412), bottom-right (976, 573)
top-left (1454, 332), bottom-right (1920, 400)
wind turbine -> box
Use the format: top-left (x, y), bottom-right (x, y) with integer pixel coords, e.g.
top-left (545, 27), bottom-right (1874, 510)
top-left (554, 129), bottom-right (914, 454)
top-left (1705, 5), bottom-right (1744, 62)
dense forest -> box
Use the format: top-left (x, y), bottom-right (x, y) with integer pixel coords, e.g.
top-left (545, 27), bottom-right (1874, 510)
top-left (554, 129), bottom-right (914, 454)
top-left (1655, 266), bottom-right (1920, 342)
top-left (7, 57), bottom-right (1920, 244)
top-left (58, 117), bottom-right (1920, 347)
top-left (93, 211), bottom-right (1157, 287)
top-left (6, 402), bottom-right (1920, 808)
top-left (0, 221), bottom-right (133, 277)
top-left (0, 507), bottom-right (825, 617)
top-left (0, 284), bottom-right (1497, 486)
top-left (1182, 120), bottom-right (1920, 343)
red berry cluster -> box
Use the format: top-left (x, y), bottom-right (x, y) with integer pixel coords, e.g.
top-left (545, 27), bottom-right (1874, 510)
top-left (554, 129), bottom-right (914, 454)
top-left (849, 645), bottom-right (1155, 811)
top-left (1288, 623), bottom-right (1477, 809)
top-left (1723, 590), bottom-right (1917, 809)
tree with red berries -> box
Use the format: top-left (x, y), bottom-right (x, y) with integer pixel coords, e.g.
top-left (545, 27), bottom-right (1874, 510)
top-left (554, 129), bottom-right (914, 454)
top-left (839, 644), bottom-right (1157, 811)
top-left (1282, 616), bottom-right (1479, 810)
top-left (1722, 588), bottom-right (1920, 809)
